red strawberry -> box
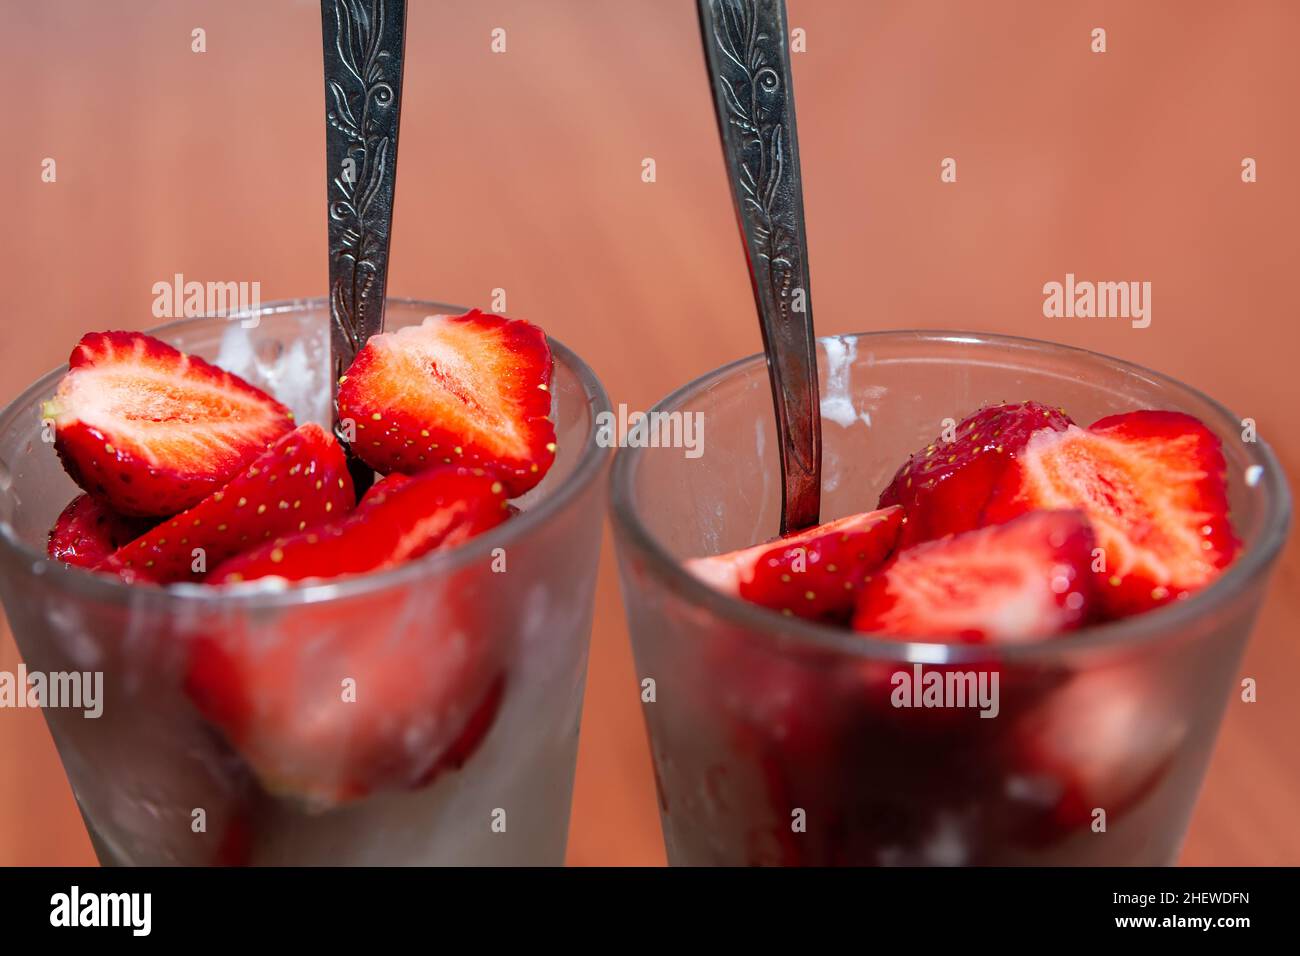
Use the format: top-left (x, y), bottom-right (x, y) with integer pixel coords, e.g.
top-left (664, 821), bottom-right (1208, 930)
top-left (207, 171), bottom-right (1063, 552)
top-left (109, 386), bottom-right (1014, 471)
top-left (412, 673), bottom-right (506, 787)
top-left (853, 510), bottom-right (1095, 642)
top-left (186, 598), bottom-right (507, 806)
top-left (337, 310), bottom-right (556, 496)
top-left (209, 466), bottom-right (510, 585)
top-left (47, 493), bottom-right (155, 568)
top-left (360, 471), bottom-right (411, 503)
top-left (1008, 666), bottom-right (1184, 836)
top-left (97, 423), bottom-right (354, 585)
top-left (46, 331), bottom-right (294, 516)
top-left (686, 507), bottom-right (904, 622)
top-left (186, 470), bottom-right (511, 805)
top-left (878, 402), bottom-right (1073, 547)
top-left (984, 410), bottom-right (1237, 617)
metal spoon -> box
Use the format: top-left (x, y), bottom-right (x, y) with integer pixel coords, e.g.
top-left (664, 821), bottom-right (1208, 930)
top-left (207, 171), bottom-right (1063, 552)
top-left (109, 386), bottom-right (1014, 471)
top-left (321, 0), bottom-right (406, 484)
top-left (697, 0), bottom-right (821, 534)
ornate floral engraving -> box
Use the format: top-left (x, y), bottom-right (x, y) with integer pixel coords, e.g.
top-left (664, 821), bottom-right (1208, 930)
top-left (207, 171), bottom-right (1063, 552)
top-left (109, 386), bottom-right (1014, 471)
top-left (706, 0), bottom-right (802, 325)
top-left (323, 0), bottom-right (405, 382)
top-left (701, 0), bottom-right (821, 531)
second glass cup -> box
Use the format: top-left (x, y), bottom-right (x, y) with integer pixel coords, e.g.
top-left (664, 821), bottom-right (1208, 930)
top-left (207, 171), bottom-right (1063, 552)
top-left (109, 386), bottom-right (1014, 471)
top-left (0, 298), bottom-right (611, 865)
top-left (612, 331), bottom-right (1290, 866)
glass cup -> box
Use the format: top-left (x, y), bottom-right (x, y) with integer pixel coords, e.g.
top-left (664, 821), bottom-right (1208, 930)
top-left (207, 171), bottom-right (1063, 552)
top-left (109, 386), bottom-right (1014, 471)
top-left (0, 298), bottom-right (611, 865)
top-left (611, 331), bottom-right (1291, 866)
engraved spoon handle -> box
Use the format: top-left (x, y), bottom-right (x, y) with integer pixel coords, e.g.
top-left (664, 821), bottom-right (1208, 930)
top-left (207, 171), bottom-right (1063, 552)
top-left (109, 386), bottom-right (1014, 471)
top-left (697, 0), bottom-right (821, 534)
top-left (321, 0), bottom-right (407, 409)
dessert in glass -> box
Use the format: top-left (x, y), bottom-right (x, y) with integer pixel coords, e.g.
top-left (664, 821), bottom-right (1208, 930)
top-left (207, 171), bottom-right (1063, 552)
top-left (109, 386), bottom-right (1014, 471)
top-left (0, 298), bottom-right (611, 865)
top-left (611, 331), bottom-right (1290, 866)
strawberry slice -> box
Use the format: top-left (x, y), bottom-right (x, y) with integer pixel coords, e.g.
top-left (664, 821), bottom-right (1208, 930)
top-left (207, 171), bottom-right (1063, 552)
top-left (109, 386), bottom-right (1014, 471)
top-left (878, 402), bottom-right (1073, 547)
top-left (337, 310), bottom-right (556, 496)
top-left (46, 331), bottom-right (295, 517)
top-left (359, 471), bottom-right (411, 503)
top-left (1008, 666), bottom-right (1184, 837)
top-left (984, 410), bottom-right (1237, 617)
top-left (852, 510), bottom-right (1095, 642)
top-left (186, 469), bottom-right (511, 805)
top-left (47, 493), bottom-right (155, 568)
top-left (686, 507), bottom-right (904, 622)
top-left (97, 423), bottom-right (355, 585)
top-left (412, 673), bottom-right (507, 787)
top-left (186, 600), bottom-right (507, 807)
top-left (208, 467), bottom-right (510, 585)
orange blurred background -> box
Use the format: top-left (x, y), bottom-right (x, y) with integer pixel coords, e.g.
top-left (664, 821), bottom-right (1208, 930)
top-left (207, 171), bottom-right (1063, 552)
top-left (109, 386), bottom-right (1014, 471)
top-left (1, 0), bottom-right (1297, 865)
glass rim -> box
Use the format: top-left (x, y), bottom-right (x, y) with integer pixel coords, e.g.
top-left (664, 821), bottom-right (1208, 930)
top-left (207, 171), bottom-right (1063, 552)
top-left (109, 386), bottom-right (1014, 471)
top-left (0, 296), bottom-right (613, 609)
top-left (609, 328), bottom-right (1293, 664)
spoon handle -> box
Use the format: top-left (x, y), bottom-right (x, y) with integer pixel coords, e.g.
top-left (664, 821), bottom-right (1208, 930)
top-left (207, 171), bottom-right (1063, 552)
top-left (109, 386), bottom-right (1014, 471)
top-left (697, 0), bottom-right (821, 533)
top-left (321, 0), bottom-right (407, 399)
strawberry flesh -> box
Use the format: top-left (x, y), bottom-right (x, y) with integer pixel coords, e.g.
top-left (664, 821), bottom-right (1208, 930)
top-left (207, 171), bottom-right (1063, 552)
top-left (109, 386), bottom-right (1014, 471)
top-left (97, 423), bottom-right (354, 585)
top-left (186, 469), bottom-right (511, 805)
top-left (878, 402), bottom-right (1073, 547)
top-left (853, 510), bottom-right (1096, 642)
top-left (1008, 666), bottom-right (1183, 835)
top-left (209, 466), bottom-right (510, 585)
top-left (686, 507), bottom-right (903, 623)
top-left (337, 310), bottom-right (556, 496)
top-left (984, 410), bottom-right (1237, 617)
top-left (185, 604), bottom-right (506, 806)
top-left (48, 331), bottom-right (295, 517)
top-left (47, 493), bottom-right (155, 568)
top-left (412, 674), bottom-right (507, 788)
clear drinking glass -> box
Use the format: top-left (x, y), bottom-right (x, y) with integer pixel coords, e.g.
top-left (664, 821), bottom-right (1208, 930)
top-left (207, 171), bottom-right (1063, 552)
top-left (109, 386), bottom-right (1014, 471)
top-left (0, 298), bottom-right (611, 865)
top-left (611, 331), bottom-right (1290, 866)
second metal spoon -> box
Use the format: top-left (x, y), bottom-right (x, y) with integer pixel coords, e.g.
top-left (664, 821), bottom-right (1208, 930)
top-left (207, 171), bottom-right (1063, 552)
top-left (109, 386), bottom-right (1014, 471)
top-left (697, 0), bottom-right (822, 534)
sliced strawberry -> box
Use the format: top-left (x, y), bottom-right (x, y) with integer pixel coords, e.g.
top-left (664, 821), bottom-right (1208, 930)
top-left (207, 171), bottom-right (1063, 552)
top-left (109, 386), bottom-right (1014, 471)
top-left (412, 673), bottom-right (506, 787)
top-left (878, 402), bottom-right (1073, 547)
top-left (359, 471), bottom-right (411, 503)
top-left (337, 310), bottom-right (556, 496)
top-left (685, 507), bottom-right (903, 622)
top-left (186, 603), bottom-right (506, 807)
top-left (47, 493), bottom-right (155, 568)
top-left (97, 423), bottom-right (354, 585)
top-left (186, 473), bottom-right (511, 805)
top-left (208, 466), bottom-right (510, 585)
top-left (1007, 666), bottom-right (1184, 837)
top-left (46, 331), bottom-right (295, 516)
top-left (852, 510), bottom-right (1095, 642)
top-left (984, 410), bottom-right (1237, 617)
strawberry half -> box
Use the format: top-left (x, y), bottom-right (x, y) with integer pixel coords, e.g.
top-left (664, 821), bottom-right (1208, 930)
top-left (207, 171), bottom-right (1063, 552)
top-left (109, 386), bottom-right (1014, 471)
top-left (984, 410), bottom-right (1237, 618)
top-left (186, 596), bottom-right (507, 807)
top-left (209, 466), bottom-right (510, 585)
top-left (360, 471), bottom-right (411, 502)
top-left (187, 469), bottom-right (511, 806)
top-left (686, 507), bottom-right (903, 623)
top-left (412, 673), bottom-right (507, 788)
top-left (47, 493), bottom-right (155, 568)
top-left (46, 331), bottom-right (295, 516)
top-left (878, 402), bottom-right (1073, 547)
top-left (1008, 666), bottom-right (1184, 837)
top-left (337, 310), bottom-right (556, 496)
top-left (852, 510), bottom-right (1095, 642)
top-left (97, 423), bottom-right (355, 585)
